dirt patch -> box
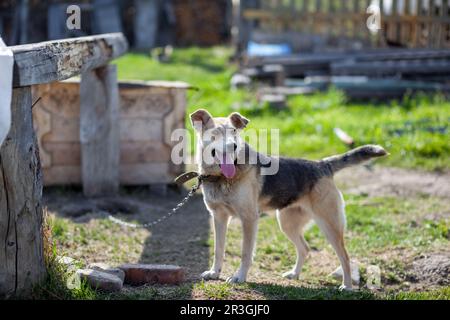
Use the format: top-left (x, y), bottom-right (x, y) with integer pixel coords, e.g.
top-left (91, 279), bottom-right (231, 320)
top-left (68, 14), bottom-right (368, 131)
top-left (335, 166), bottom-right (450, 198)
top-left (411, 253), bottom-right (450, 287)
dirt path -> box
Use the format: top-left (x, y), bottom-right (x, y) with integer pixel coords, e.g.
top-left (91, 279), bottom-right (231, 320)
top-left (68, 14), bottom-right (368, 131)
top-left (335, 166), bottom-right (450, 199)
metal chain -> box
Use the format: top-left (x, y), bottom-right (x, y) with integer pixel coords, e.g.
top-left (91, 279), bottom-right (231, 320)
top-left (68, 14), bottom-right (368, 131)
top-left (107, 181), bottom-right (202, 229)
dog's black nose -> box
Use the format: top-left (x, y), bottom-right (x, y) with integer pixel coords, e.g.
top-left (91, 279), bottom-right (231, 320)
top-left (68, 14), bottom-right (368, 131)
top-left (211, 148), bottom-right (216, 157)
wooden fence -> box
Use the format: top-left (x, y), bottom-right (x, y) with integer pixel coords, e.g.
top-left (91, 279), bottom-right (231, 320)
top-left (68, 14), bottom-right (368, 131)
top-left (238, 0), bottom-right (450, 54)
top-left (0, 33), bottom-right (127, 297)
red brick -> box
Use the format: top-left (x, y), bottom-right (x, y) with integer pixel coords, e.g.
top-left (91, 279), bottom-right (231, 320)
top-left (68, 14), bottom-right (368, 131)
top-left (119, 264), bottom-right (185, 285)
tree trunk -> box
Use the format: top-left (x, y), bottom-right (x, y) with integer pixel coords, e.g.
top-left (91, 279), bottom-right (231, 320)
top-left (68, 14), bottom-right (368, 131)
top-left (0, 86), bottom-right (45, 298)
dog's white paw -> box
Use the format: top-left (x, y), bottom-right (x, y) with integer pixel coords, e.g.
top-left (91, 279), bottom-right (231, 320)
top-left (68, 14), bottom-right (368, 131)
top-left (339, 284), bottom-right (353, 291)
top-left (201, 270), bottom-right (220, 280)
top-left (282, 270), bottom-right (300, 280)
top-left (226, 274), bottom-right (246, 284)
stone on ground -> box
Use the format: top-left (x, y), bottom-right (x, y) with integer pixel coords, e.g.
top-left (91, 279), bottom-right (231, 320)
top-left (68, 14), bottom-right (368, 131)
top-left (87, 262), bottom-right (125, 282)
top-left (119, 263), bottom-right (185, 285)
top-left (76, 269), bottom-right (123, 292)
top-left (366, 265), bottom-right (382, 290)
top-left (330, 261), bottom-right (360, 285)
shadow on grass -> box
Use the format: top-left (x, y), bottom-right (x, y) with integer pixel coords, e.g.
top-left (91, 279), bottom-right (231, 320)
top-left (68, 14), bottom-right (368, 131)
top-left (137, 188), bottom-right (211, 286)
top-left (170, 55), bottom-right (226, 73)
top-left (101, 281), bottom-right (378, 300)
top-left (40, 185), bottom-right (212, 300)
top-left (246, 282), bottom-right (377, 300)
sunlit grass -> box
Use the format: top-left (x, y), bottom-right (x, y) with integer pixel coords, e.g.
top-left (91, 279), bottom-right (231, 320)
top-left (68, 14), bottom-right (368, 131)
top-left (115, 47), bottom-right (450, 172)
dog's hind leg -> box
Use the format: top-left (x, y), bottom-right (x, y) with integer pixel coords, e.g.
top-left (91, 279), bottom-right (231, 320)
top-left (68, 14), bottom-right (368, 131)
top-left (277, 207), bottom-right (312, 279)
top-left (314, 216), bottom-right (352, 291)
top-left (311, 179), bottom-right (352, 290)
top-left (201, 209), bottom-right (231, 280)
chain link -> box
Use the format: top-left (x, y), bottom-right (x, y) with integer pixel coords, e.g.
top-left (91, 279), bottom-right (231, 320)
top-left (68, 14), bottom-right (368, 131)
top-left (107, 181), bottom-right (202, 229)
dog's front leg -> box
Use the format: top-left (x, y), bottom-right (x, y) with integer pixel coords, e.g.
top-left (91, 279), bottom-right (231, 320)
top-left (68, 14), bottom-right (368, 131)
top-left (201, 210), bottom-right (230, 280)
top-left (227, 216), bottom-right (258, 283)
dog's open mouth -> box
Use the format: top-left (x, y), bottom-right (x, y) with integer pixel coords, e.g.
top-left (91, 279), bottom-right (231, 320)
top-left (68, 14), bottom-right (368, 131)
top-left (218, 152), bottom-right (236, 179)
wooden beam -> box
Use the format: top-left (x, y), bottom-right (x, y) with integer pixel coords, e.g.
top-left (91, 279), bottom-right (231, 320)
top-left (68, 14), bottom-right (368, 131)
top-left (80, 65), bottom-right (120, 197)
top-left (0, 86), bottom-right (45, 297)
top-left (11, 33), bottom-right (128, 88)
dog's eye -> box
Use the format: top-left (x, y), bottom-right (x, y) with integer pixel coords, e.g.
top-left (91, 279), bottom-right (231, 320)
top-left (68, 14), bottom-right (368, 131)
top-left (211, 149), bottom-right (216, 157)
top-left (233, 143), bottom-right (237, 151)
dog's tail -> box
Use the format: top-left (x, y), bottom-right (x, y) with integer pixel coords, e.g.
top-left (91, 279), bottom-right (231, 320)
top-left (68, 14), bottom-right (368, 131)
top-left (321, 145), bottom-right (388, 174)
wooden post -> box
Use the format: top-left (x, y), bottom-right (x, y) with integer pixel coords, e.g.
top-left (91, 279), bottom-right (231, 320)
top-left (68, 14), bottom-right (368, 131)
top-left (238, 0), bottom-right (259, 56)
top-left (0, 86), bottom-right (45, 298)
top-left (19, 0), bottom-right (29, 44)
top-left (80, 65), bottom-right (120, 197)
top-left (134, 0), bottom-right (159, 49)
top-left (0, 33), bottom-right (127, 298)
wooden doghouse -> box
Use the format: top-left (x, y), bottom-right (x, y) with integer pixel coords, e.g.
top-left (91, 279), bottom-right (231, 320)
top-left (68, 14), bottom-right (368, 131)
top-left (32, 80), bottom-right (189, 192)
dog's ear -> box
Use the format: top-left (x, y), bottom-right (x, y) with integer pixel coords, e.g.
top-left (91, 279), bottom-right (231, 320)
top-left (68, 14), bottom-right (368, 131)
top-left (190, 109), bottom-right (214, 131)
top-left (229, 112), bottom-right (249, 129)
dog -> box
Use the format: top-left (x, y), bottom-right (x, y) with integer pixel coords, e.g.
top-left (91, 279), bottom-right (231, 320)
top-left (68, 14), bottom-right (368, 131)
top-left (190, 109), bottom-right (387, 290)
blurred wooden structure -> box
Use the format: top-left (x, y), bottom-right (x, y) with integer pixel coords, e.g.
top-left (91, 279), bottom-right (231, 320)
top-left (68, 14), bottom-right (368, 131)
top-left (0, 0), bottom-right (232, 48)
top-left (237, 0), bottom-right (450, 55)
top-left (248, 48), bottom-right (450, 101)
top-left (0, 33), bottom-right (127, 298)
top-left (236, 1), bottom-right (450, 101)
top-left (32, 80), bottom-right (188, 188)
top-left (174, 0), bottom-right (232, 46)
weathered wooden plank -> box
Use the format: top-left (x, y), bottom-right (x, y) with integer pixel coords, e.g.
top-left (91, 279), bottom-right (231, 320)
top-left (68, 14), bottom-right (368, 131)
top-left (42, 142), bottom-right (81, 165)
top-left (43, 166), bottom-right (81, 185)
top-left (331, 59), bottom-right (450, 76)
top-left (120, 119), bottom-right (163, 141)
top-left (0, 86), bottom-right (45, 298)
top-left (119, 163), bottom-right (172, 185)
top-left (80, 65), bottom-right (120, 197)
top-left (247, 48), bottom-right (450, 67)
top-left (120, 142), bottom-right (171, 164)
top-left (11, 33), bottom-right (128, 87)
top-left (39, 141), bottom-right (172, 167)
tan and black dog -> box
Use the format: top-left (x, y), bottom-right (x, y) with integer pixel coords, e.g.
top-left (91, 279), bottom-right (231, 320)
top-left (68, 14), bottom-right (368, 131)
top-left (190, 109), bottom-right (387, 290)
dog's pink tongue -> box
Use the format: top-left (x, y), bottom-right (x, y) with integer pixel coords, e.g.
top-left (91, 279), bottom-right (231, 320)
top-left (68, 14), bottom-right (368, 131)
top-left (219, 153), bottom-right (236, 179)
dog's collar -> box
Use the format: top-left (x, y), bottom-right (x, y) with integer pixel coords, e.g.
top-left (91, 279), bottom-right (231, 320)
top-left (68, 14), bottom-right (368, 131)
top-left (174, 171), bottom-right (222, 185)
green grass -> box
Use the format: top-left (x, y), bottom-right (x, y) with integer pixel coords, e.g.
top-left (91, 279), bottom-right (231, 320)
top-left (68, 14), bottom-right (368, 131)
top-left (388, 287), bottom-right (450, 300)
top-left (39, 194), bottom-right (450, 300)
top-left (32, 243), bottom-right (98, 300)
top-left (114, 47), bottom-right (450, 171)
